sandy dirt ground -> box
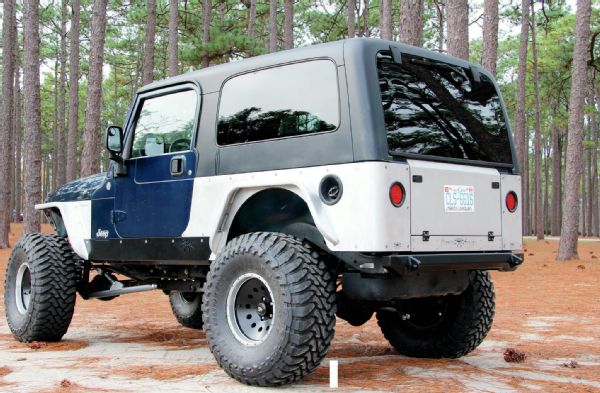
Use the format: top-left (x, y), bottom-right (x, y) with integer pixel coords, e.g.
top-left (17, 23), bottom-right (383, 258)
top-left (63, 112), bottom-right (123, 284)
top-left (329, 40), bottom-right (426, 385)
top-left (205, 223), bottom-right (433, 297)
top-left (0, 224), bottom-right (599, 393)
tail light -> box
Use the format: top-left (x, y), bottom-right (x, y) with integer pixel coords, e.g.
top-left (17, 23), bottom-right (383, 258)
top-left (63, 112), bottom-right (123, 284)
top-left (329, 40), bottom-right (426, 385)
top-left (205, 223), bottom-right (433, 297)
top-left (390, 182), bottom-right (405, 207)
top-left (506, 191), bottom-right (518, 212)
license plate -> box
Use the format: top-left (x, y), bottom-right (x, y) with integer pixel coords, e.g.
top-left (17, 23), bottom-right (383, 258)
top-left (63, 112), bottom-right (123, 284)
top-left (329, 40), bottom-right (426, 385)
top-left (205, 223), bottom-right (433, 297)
top-left (444, 185), bottom-right (475, 213)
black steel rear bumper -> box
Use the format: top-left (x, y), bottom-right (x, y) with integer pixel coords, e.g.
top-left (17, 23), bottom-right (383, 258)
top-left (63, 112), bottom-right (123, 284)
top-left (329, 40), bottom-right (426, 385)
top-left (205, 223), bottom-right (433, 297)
top-left (336, 251), bottom-right (524, 275)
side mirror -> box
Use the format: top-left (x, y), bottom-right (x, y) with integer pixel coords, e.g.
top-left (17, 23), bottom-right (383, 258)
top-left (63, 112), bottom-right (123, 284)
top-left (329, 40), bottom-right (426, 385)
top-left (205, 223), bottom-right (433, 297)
top-left (106, 126), bottom-right (124, 155)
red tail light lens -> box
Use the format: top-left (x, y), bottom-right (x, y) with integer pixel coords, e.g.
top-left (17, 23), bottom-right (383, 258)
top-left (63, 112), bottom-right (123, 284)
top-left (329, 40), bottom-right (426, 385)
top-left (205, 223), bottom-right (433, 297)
top-left (390, 182), bottom-right (405, 207)
top-left (506, 191), bottom-right (518, 212)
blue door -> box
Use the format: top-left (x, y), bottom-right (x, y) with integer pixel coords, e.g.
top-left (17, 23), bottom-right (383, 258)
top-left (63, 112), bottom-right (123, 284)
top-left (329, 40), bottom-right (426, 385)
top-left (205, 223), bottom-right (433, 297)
top-left (114, 86), bottom-right (200, 238)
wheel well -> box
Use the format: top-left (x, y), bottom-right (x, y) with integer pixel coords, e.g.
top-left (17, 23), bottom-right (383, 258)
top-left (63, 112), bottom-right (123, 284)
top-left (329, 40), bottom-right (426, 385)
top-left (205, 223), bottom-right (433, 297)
top-left (45, 208), bottom-right (67, 237)
top-left (227, 188), bottom-right (325, 247)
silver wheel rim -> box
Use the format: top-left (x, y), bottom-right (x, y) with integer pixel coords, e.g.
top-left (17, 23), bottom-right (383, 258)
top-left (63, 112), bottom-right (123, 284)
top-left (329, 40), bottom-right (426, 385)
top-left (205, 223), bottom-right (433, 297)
top-left (15, 263), bottom-right (32, 314)
top-left (226, 273), bottom-right (275, 347)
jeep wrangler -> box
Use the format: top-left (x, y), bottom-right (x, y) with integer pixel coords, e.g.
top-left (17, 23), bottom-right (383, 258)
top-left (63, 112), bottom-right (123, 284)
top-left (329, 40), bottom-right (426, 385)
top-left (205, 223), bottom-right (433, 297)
top-left (4, 38), bottom-right (523, 386)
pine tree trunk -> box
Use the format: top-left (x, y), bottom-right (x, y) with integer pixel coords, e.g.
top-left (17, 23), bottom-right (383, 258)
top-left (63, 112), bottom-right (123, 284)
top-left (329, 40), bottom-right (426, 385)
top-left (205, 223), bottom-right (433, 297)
top-left (593, 89), bottom-right (600, 237)
top-left (57, 0), bottom-right (68, 188)
top-left (66, 0), bottom-right (81, 182)
top-left (247, 0), bottom-right (257, 37)
top-left (283, 0), bottom-right (293, 49)
top-left (348, 0), bottom-right (356, 38)
top-left (434, 0), bottom-right (444, 51)
top-left (551, 121), bottom-right (562, 235)
top-left (14, 50), bottom-right (22, 223)
top-left (202, 0), bottom-right (211, 67)
top-left (531, 5), bottom-right (543, 240)
top-left (446, 0), bottom-right (469, 60)
top-left (544, 140), bottom-right (550, 233)
top-left (482, 0), bottom-right (498, 75)
top-left (23, 0), bottom-right (42, 234)
top-left (585, 83), bottom-right (595, 236)
top-left (557, 0), bottom-right (592, 260)
top-left (143, 0), bottom-right (157, 85)
top-left (515, 0), bottom-right (530, 236)
top-left (380, 0), bottom-right (392, 40)
top-left (168, 0), bottom-right (179, 77)
top-left (80, 0), bottom-right (108, 178)
top-left (362, 0), bottom-right (370, 37)
top-left (0, 0), bottom-right (16, 247)
top-left (52, 58), bottom-right (59, 192)
top-left (398, 0), bottom-right (424, 47)
top-left (269, 0), bottom-right (277, 52)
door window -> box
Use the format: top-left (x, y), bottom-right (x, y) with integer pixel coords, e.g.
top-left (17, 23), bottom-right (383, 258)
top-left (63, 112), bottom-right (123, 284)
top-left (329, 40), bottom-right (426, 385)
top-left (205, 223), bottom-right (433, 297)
top-left (131, 89), bottom-right (198, 158)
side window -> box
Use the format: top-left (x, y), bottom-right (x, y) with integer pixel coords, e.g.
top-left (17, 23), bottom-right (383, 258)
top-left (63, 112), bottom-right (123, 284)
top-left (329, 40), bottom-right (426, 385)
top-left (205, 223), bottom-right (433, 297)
top-left (131, 89), bottom-right (198, 158)
top-left (217, 60), bottom-right (339, 145)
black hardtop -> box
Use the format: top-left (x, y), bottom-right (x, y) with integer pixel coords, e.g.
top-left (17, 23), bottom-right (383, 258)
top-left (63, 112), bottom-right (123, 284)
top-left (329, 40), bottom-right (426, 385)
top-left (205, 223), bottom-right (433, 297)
top-left (137, 38), bottom-right (492, 96)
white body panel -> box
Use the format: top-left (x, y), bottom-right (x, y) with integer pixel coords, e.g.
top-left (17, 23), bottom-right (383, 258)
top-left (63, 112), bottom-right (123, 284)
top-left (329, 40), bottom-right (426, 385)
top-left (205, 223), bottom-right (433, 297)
top-left (182, 162), bottom-right (412, 254)
top-left (36, 162), bottom-right (522, 260)
top-left (35, 201), bottom-right (92, 259)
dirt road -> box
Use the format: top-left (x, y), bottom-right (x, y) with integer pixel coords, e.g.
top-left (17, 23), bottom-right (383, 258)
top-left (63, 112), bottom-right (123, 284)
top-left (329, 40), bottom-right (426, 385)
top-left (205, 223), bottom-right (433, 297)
top-left (1, 224), bottom-right (599, 392)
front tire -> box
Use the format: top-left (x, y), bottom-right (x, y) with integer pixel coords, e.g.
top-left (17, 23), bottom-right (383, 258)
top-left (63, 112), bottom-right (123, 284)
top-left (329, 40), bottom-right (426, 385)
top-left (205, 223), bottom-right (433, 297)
top-left (4, 233), bottom-right (78, 342)
top-left (377, 270), bottom-right (495, 358)
top-left (202, 232), bottom-right (336, 386)
top-left (169, 291), bottom-right (204, 329)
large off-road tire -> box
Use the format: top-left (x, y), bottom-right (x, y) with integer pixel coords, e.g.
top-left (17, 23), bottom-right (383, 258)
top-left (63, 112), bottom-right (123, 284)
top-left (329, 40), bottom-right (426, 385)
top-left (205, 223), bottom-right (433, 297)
top-left (169, 291), bottom-right (204, 329)
top-left (202, 232), bottom-right (336, 386)
top-left (377, 270), bottom-right (495, 358)
top-left (4, 233), bottom-right (78, 342)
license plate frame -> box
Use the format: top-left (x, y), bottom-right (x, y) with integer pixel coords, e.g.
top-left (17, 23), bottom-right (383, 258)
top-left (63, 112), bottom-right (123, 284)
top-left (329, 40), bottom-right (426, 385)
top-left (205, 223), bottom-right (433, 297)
top-left (443, 185), bottom-right (475, 213)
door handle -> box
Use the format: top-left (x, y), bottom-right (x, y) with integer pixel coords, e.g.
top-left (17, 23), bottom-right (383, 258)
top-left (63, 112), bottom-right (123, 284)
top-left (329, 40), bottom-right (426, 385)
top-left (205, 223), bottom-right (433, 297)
top-left (170, 155), bottom-right (185, 176)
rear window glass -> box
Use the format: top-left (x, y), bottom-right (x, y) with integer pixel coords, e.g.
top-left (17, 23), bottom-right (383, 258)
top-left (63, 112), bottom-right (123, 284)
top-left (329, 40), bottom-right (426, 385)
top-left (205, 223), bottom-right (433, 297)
top-left (377, 52), bottom-right (512, 164)
top-left (217, 60), bottom-right (339, 145)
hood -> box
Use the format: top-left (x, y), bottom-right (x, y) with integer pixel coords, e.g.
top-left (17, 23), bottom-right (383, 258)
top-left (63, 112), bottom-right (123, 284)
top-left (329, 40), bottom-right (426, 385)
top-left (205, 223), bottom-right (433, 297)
top-left (45, 172), bottom-right (107, 203)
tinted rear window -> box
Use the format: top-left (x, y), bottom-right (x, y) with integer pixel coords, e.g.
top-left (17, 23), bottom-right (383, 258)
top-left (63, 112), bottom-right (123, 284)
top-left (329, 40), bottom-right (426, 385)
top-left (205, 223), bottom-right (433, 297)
top-left (217, 60), bottom-right (339, 145)
top-left (377, 52), bottom-right (512, 164)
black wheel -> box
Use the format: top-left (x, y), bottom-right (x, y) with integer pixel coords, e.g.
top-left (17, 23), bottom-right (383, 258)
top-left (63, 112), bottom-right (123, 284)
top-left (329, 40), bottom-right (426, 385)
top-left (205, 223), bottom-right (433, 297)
top-left (202, 232), bottom-right (336, 386)
top-left (169, 291), bottom-right (204, 329)
top-left (4, 233), bottom-right (78, 342)
top-left (377, 270), bottom-right (495, 358)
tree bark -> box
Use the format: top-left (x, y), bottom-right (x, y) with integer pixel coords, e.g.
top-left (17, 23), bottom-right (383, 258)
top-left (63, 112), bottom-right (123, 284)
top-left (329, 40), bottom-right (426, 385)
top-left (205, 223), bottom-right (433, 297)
top-left (283, 0), bottom-right (293, 49)
top-left (23, 0), bottom-right (42, 234)
top-left (482, 0), bottom-right (499, 76)
top-left (56, 0), bottom-right (68, 188)
top-left (269, 0), bottom-right (277, 52)
top-left (0, 0), bottom-right (16, 247)
top-left (531, 4), bottom-right (543, 240)
top-left (202, 0), bottom-right (211, 67)
top-left (80, 0), bottom-right (108, 178)
top-left (380, 0), bottom-right (392, 40)
top-left (168, 0), bottom-right (179, 77)
top-left (362, 0), bottom-right (370, 37)
top-left (143, 0), bottom-right (157, 85)
top-left (515, 0), bottom-right (530, 236)
top-left (247, 0), bottom-right (257, 37)
top-left (14, 46), bottom-right (22, 223)
top-left (52, 58), bottom-right (59, 192)
top-left (398, 0), bottom-right (424, 47)
top-left (544, 140), bottom-right (550, 233)
top-left (593, 89), bottom-right (600, 237)
top-left (551, 121), bottom-right (562, 236)
top-left (557, 0), bottom-right (592, 260)
top-left (434, 0), bottom-right (444, 51)
top-left (67, 0), bottom-right (81, 182)
top-left (348, 0), bottom-right (356, 38)
top-left (446, 0), bottom-right (469, 59)
top-left (585, 83), bottom-right (596, 236)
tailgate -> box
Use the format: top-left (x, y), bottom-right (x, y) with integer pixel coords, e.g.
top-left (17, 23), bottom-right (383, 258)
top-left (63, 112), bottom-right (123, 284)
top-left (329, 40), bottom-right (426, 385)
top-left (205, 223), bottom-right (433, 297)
top-left (408, 160), bottom-right (502, 250)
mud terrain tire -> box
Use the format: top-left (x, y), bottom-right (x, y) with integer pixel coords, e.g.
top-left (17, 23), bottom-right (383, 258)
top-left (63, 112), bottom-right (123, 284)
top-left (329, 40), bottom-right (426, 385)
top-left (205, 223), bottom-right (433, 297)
top-left (202, 232), bottom-right (336, 386)
top-left (4, 233), bottom-right (78, 342)
top-left (169, 291), bottom-right (204, 329)
top-left (377, 270), bottom-right (495, 358)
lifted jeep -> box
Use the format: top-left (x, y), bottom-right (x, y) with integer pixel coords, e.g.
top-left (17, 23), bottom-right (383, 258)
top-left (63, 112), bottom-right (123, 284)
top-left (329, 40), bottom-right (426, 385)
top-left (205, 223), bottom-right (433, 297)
top-left (5, 38), bottom-right (522, 386)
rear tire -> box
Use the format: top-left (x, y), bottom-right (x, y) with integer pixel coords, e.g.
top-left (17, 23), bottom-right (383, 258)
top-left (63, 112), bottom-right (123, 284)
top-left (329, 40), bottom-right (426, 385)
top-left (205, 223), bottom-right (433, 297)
top-left (4, 233), bottom-right (78, 342)
top-left (202, 232), bottom-right (336, 386)
top-left (377, 270), bottom-right (495, 358)
top-left (169, 291), bottom-right (204, 329)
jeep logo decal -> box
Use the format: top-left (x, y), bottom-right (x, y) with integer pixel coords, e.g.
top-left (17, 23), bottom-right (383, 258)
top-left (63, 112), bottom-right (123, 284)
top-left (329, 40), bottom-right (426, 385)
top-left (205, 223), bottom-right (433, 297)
top-left (96, 229), bottom-right (109, 239)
